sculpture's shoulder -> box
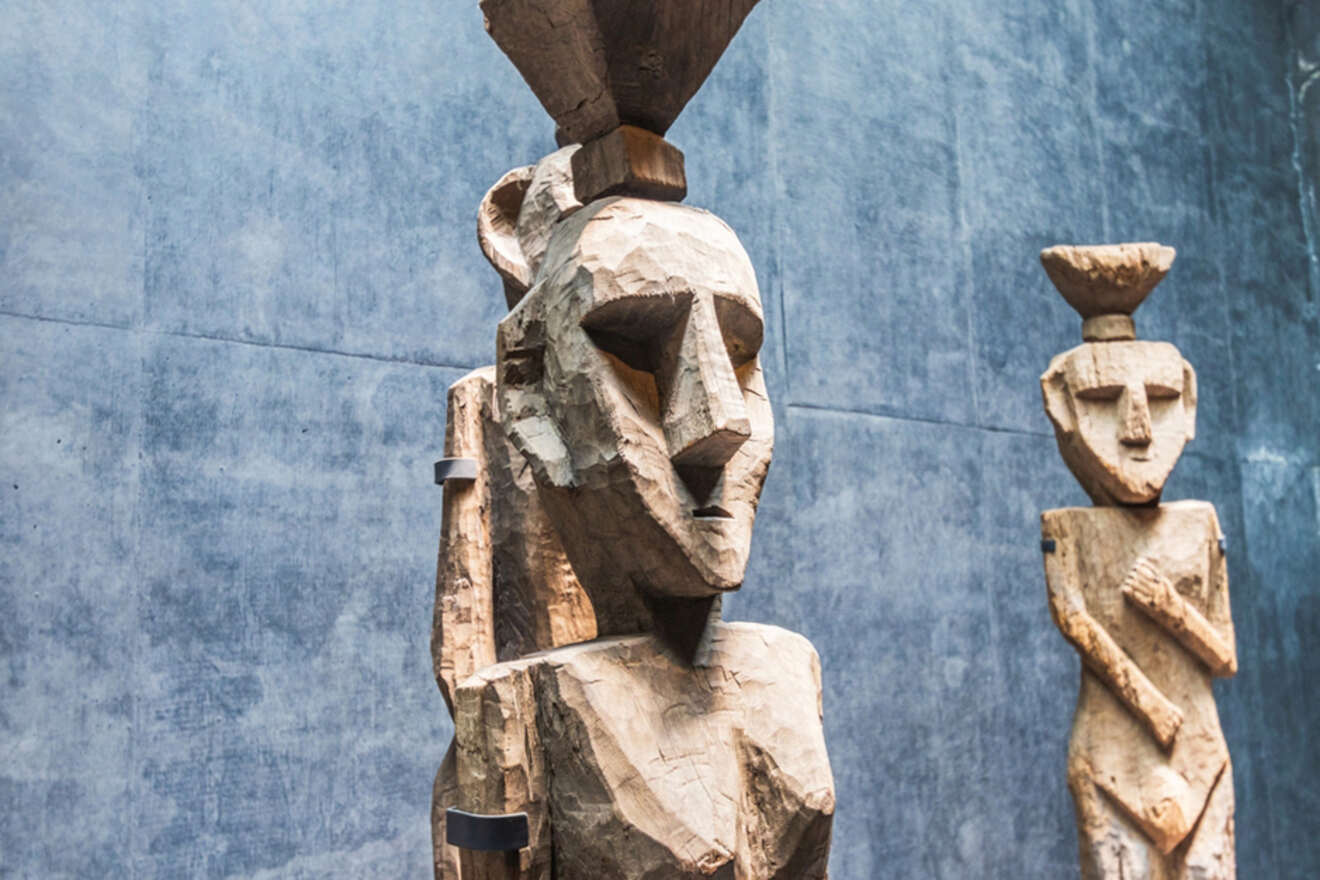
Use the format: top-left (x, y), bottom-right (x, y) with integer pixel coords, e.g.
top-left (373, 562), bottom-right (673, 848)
top-left (1159, 498), bottom-right (1220, 532)
top-left (1040, 504), bottom-right (1134, 534)
top-left (1040, 506), bottom-right (1108, 555)
top-left (709, 620), bottom-right (823, 670)
top-left (1041, 501), bottom-right (1219, 544)
top-left (514, 622), bottom-right (824, 708)
top-left (527, 624), bottom-right (833, 879)
top-left (451, 625), bottom-right (833, 879)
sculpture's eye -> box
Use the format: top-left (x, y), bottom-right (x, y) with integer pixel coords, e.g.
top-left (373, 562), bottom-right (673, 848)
top-left (713, 295), bottom-right (763, 368)
top-left (1146, 382), bottom-right (1181, 400)
top-left (580, 293), bottom-right (692, 373)
top-left (1075, 384), bottom-right (1122, 401)
top-left (580, 291), bottom-right (764, 420)
top-left (580, 295), bottom-right (690, 421)
top-left (581, 292), bottom-right (764, 373)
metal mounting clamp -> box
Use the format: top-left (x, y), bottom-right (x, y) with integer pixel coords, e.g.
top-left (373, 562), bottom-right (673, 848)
top-left (434, 458), bottom-right (478, 484)
top-left (1041, 539), bottom-right (1057, 554)
top-left (445, 808), bottom-right (529, 852)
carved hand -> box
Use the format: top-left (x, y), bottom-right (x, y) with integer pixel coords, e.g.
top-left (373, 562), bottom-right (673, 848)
top-left (1122, 556), bottom-right (1236, 677)
top-left (1121, 557), bottom-right (1173, 610)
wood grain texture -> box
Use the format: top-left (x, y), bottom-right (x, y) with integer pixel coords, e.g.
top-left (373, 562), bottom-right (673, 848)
top-left (480, 0), bottom-right (762, 144)
top-left (432, 367), bottom-right (596, 878)
top-left (1043, 504), bottom-right (1236, 877)
top-left (571, 124), bottom-right (687, 203)
top-left (1040, 243), bottom-right (1176, 320)
top-left (435, 85), bottom-right (833, 876)
top-left (433, 370), bottom-right (499, 714)
top-left (452, 624), bottom-right (834, 879)
top-left (1039, 243), bottom-right (1238, 879)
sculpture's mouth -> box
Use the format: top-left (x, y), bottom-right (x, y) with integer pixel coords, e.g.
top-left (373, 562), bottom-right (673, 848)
top-left (692, 505), bottom-right (733, 520)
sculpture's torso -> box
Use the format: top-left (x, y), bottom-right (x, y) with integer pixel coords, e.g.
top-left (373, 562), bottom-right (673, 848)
top-left (452, 622), bottom-right (835, 880)
top-left (1042, 500), bottom-right (1234, 880)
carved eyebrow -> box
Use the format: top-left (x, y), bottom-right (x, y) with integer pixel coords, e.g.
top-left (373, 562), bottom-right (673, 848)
top-left (579, 292), bottom-right (692, 372)
top-left (580, 292), bottom-right (693, 341)
top-left (1145, 379), bottom-right (1182, 399)
top-left (1074, 384), bottom-right (1122, 400)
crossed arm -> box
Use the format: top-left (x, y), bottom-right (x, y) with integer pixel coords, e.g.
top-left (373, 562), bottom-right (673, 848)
top-left (1042, 543), bottom-right (1184, 748)
top-left (1121, 556), bottom-right (1237, 678)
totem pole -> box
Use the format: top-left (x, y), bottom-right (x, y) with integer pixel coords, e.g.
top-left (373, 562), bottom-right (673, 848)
top-left (1038, 243), bottom-right (1238, 879)
top-left (429, 3), bottom-right (835, 877)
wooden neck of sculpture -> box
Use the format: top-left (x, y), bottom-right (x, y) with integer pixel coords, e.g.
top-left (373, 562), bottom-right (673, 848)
top-left (583, 571), bottom-right (726, 665)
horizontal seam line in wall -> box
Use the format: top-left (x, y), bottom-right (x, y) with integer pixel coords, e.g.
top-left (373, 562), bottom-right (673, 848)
top-left (0, 309), bottom-right (479, 371)
top-left (786, 402), bottom-right (1237, 466)
top-left (785, 401), bottom-right (1054, 438)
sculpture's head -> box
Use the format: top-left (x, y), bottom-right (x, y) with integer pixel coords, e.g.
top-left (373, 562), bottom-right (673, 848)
top-left (477, 148), bottom-right (773, 611)
top-left (1042, 340), bottom-right (1197, 505)
top-left (1038, 242), bottom-right (1195, 506)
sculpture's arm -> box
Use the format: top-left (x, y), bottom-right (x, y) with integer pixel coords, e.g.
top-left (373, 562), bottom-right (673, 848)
top-left (453, 663), bottom-right (550, 880)
top-left (434, 370), bottom-right (499, 715)
top-left (1043, 539), bottom-right (1183, 748)
top-left (1121, 557), bottom-right (1236, 677)
top-left (1206, 512), bottom-right (1238, 677)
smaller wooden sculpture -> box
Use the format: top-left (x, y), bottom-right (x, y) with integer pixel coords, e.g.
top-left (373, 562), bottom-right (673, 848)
top-left (1038, 243), bottom-right (1238, 880)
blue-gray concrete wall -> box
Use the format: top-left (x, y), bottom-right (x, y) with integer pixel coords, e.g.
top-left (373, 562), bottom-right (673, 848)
top-left (2, 1), bottom-right (1316, 877)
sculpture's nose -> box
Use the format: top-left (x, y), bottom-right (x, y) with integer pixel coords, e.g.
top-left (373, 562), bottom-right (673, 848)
top-left (1119, 384), bottom-right (1152, 446)
top-left (660, 297), bottom-right (751, 471)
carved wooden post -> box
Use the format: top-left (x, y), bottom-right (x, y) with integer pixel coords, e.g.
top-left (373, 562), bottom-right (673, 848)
top-left (1038, 243), bottom-right (1238, 880)
top-left (430, 3), bottom-right (834, 877)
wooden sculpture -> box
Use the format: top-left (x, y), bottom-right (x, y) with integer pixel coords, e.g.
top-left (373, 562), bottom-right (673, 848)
top-left (430, 4), bottom-right (834, 877)
top-left (1038, 243), bottom-right (1237, 880)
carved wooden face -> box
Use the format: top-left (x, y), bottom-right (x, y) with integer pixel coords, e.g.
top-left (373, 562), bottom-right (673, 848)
top-left (497, 198), bottom-right (773, 599)
top-left (1042, 341), bottom-right (1197, 505)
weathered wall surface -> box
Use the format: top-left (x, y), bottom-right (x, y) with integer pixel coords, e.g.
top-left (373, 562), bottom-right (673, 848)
top-left (2, 1), bottom-right (1316, 877)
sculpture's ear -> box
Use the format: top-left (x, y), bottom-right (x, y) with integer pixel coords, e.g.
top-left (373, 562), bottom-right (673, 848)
top-left (515, 145), bottom-right (582, 283)
top-left (496, 292), bottom-right (575, 488)
top-left (477, 165), bottom-right (535, 303)
top-left (1040, 357), bottom-right (1076, 437)
top-left (1182, 359), bottom-right (1198, 443)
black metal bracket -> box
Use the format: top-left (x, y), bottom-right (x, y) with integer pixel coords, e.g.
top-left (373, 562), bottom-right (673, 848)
top-left (434, 458), bottom-right (478, 484)
top-left (1040, 539), bottom-right (1057, 554)
top-left (445, 808), bottom-right (529, 852)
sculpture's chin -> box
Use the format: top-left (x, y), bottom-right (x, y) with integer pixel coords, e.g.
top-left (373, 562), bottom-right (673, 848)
top-left (1099, 467), bottom-right (1172, 506)
top-left (641, 543), bottom-right (755, 598)
top-left (647, 547), bottom-right (748, 598)
top-left (1063, 439), bottom-right (1180, 508)
top-left (1110, 483), bottom-right (1162, 505)
top-left (695, 562), bottom-right (746, 594)
top-left (685, 520), bottom-right (755, 593)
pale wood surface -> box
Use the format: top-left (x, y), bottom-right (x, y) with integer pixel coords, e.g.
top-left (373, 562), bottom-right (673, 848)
top-left (1041, 339), bottom-right (1197, 506)
top-left (434, 68), bottom-right (833, 876)
top-left (1040, 243), bottom-right (1176, 319)
top-left (495, 195), bottom-right (774, 609)
top-left (452, 623), bottom-right (834, 879)
top-left (1044, 504), bottom-right (1235, 877)
top-left (433, 370), bottom-right (498, 714)
top-left (1039, 242), bottom-right (1237, 879)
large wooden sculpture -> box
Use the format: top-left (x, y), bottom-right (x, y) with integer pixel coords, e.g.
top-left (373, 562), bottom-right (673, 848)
top-left (430, 4), bottom-right (834, 877)
top-left (1038, 243), bottom-right (1238, 880)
